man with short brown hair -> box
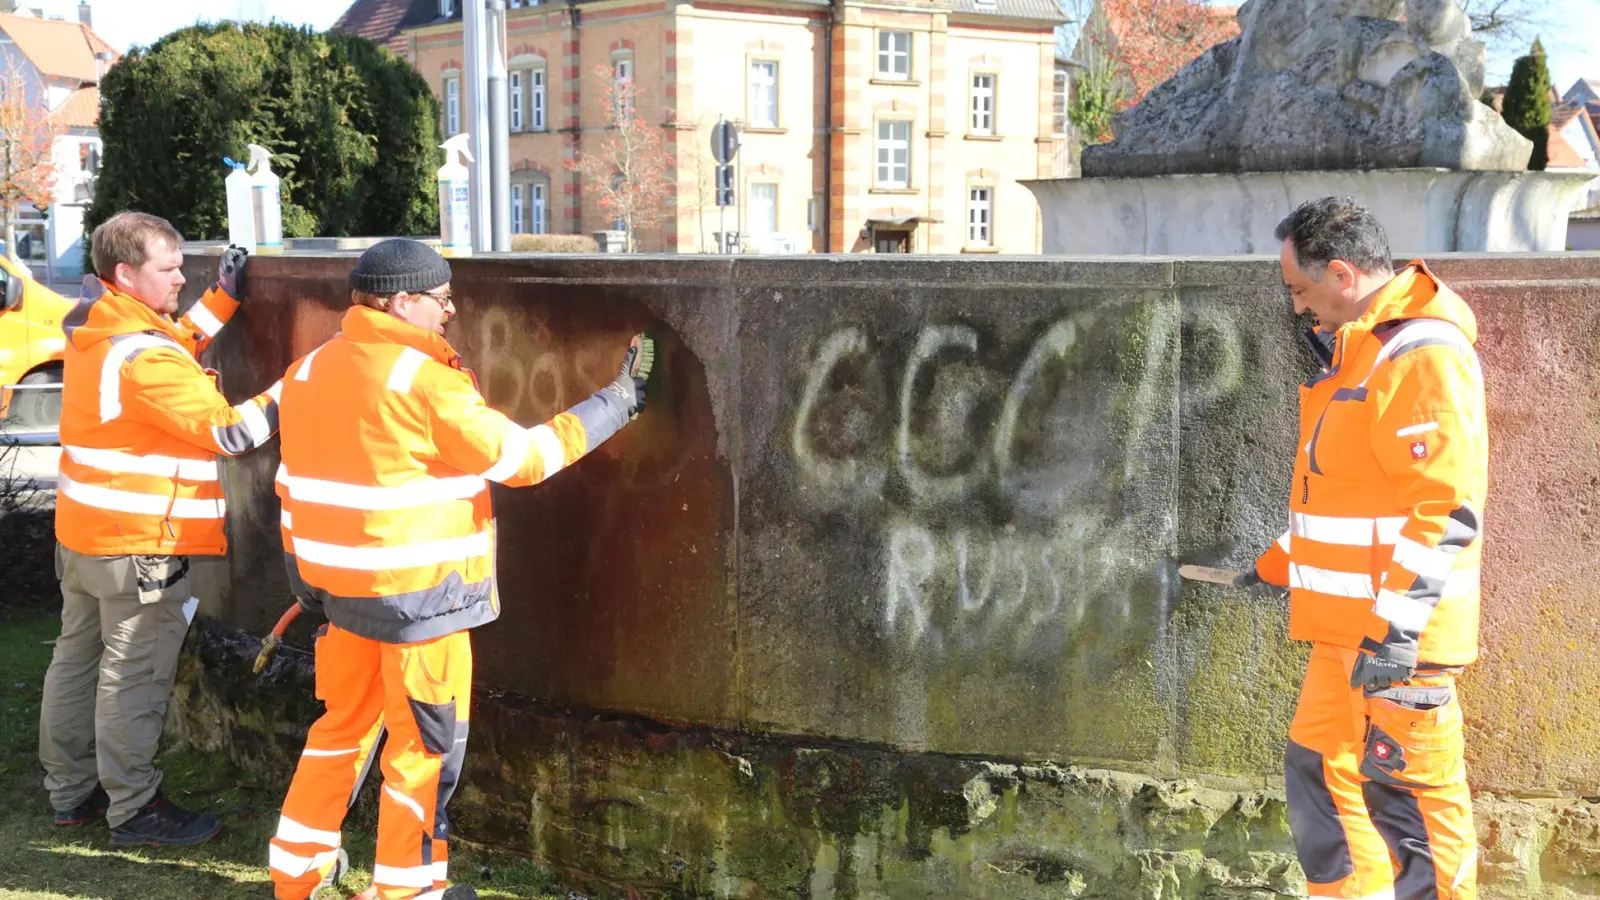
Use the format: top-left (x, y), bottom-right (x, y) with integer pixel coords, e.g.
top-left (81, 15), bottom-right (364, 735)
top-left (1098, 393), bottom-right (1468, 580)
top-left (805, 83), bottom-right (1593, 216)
top-left (39, 210), bottom-right (281, 847)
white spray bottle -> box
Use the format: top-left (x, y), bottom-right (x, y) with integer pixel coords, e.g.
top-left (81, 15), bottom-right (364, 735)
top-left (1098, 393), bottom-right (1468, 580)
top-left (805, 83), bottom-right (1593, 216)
top-left (437, 133), bottom-right (474, 258)
top-left (247, 143), bottom-right (283, 256)
top-left (223, 156), bottom-right (255, 251)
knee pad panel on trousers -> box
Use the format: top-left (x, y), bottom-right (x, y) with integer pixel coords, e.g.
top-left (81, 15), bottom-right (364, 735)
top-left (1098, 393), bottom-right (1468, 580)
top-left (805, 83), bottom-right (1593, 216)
top-left (1285, 740), bottom-right (1355, 884)
top-left (407, 698), bottom-right (458, 756)
top-left (433, 720), bottom-right (469, 842)
top-left (1361, 781), bottom-right (1438, 900)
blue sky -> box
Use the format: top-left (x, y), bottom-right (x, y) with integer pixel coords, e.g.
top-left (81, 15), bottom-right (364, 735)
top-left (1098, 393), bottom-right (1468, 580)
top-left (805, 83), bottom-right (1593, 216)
top-left (37, 0), bottom-right (1600, 96)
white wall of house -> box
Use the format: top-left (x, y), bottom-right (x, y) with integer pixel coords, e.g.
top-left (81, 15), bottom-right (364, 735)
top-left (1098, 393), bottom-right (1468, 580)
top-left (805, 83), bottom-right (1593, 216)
top-left (44, 131), bottom-right (98, 280)
top-left (1557, 118), bottom-right (1599, 168)
top-left (0, 41), bottom-right (102, 280)
top-left (42, 79), bottom-right (71, 109)
top-left (1570, 216), bottom-right (1600, 251)
top-left (1553, 117), bottom-right (1600, 211)
top-left (1555, 116), bottom-right (1600, 211)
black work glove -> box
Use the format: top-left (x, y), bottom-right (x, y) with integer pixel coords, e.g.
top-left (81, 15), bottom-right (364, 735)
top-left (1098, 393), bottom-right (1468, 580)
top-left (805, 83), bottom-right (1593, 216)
top-left (218, 244), bottom-right (249, 300)
top-left (1232, 570), bottom-right (1262, 587)
top-left (1350, 644), bottom-right (1418, 692)
top-left (603, 333), bottom-right (655, 420)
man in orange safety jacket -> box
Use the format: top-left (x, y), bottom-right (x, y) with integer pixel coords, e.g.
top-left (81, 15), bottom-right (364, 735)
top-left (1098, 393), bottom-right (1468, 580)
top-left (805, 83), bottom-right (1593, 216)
top-left (1239, 197), bottom-right (1487, 898)
top-left (39, 211), bottom-right (282, 847)
top-left (266, 239), bottom-right (652, 900)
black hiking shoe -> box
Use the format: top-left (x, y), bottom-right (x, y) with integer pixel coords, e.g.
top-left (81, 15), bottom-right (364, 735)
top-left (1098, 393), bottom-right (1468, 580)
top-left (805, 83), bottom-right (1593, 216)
top-left (54, 783), bottom-right (110, 825)
top-left (108, 792), bottom-right (222, 847)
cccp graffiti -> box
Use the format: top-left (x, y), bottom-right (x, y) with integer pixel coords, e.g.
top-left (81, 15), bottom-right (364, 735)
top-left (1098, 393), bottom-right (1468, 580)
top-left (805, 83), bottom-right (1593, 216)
top-left (788, 305), bottom-right (1248, 658)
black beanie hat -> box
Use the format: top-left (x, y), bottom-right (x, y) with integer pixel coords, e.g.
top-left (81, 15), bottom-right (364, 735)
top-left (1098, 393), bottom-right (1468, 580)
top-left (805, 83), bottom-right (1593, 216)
top-left (347, 238), bottom-right (453, 294)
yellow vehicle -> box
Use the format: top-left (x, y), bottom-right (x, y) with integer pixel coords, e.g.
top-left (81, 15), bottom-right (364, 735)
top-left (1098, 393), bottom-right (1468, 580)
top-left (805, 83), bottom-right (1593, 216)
top-left (0, 255), bottom-right (71, 428)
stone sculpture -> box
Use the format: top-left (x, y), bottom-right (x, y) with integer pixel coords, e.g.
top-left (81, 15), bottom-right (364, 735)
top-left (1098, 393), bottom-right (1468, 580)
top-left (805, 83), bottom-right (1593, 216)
top-left (1081, 0), bottom-right (1535, 177)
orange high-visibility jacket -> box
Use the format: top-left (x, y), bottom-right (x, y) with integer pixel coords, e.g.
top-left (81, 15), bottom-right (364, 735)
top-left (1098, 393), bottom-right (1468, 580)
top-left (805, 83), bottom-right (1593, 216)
top-left (55, 281), bottom-right (281, 557)
top-left (275, 305), bottom-right (634, 644)
top-left (1255, 261), bottom-right (1488, 666)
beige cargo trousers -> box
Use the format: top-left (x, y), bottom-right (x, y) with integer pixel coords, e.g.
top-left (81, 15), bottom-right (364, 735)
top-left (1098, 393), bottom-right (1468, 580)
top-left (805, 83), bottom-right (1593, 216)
top-left (38, 546), bottom-right (195, 827)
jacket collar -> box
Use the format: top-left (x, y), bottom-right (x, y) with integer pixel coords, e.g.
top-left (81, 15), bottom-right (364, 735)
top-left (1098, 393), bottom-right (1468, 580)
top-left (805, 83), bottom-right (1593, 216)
top-left (340, 305), bottom-right (463, 367)
top-left (1345, 258), bottom-right (1477, 345)
top-left (65, 285), bottom-right (189, 350)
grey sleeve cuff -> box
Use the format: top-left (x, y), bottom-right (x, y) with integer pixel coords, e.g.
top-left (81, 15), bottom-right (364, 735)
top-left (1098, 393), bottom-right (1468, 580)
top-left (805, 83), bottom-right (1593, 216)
top-left (569, 386), bottom-right (630, 454)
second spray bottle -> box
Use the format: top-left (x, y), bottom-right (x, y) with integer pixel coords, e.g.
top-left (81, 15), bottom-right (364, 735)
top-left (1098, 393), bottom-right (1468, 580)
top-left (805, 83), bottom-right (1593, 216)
top-left (223, 143), bottom-right (283, 255)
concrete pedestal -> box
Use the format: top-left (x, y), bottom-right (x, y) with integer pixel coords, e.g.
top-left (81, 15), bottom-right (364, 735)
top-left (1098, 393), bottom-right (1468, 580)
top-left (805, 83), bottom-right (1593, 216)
top-left (1022, 169), bottom-right (1600, 256)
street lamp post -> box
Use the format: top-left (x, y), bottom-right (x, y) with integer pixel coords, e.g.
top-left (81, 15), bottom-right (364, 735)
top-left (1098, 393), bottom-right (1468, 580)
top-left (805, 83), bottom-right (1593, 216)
top-left (486, 0), bottom-right (511, 251)
top-left (463, 0), bottom-right (513, 253)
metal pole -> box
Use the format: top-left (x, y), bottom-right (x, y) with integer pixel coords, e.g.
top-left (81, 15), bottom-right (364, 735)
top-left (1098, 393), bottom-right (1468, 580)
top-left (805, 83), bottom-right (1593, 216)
top-left (716, 115), bottom-right (725, 254)
top-left (463, 0), bottom-right (491, 253)
top-left (487, 0), bottom-right (511, 251)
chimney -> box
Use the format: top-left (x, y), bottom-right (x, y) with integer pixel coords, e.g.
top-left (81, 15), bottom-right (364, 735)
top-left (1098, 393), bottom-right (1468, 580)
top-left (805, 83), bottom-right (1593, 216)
top-left (78, 1), bottom-right (90, 28)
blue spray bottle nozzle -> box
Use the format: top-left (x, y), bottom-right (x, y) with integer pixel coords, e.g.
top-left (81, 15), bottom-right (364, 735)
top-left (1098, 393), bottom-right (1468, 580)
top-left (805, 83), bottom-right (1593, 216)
top-left (223, 157), bottom-right (244, 169)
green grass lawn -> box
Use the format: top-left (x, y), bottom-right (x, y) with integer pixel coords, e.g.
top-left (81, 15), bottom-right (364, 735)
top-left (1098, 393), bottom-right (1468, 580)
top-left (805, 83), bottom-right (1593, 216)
top-left (0, 605), bottom-right (566, 900)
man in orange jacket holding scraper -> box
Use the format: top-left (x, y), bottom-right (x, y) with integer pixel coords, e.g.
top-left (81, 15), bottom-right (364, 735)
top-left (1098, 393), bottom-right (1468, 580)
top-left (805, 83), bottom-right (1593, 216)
top-left (1238, 197), bottom-right (1488, 898)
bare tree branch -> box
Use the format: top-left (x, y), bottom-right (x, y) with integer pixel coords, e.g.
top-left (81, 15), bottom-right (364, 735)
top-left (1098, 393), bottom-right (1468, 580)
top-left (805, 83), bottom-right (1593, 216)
top-left (565, 65), bottom-right (674, 252)
top-left (1460, 0), bottom-right (1552, 62)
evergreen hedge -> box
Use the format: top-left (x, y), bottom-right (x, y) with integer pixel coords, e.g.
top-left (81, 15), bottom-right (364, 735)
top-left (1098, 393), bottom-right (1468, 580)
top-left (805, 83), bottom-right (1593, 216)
top-left (88, 22), bottom-right (441, 243)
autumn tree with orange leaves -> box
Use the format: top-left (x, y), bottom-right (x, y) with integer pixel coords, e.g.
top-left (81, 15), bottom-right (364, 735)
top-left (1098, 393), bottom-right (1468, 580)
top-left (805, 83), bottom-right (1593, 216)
top-left (0, 60), bottom-right (60, 265)
top-left (566, 64), bottom-right (673, 252)
top-left (1067, 0), bottom-right (1237, 146)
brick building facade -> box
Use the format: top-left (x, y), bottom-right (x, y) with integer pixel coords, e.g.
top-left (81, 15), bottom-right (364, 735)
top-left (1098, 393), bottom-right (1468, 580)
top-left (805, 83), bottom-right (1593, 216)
top-left (335, 0), bottom-right (1067, 252)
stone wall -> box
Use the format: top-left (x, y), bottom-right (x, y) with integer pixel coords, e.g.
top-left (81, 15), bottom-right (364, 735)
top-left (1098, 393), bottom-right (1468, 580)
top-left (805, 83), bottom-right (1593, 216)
top-left (172, 250), bottom-right (1600, 897)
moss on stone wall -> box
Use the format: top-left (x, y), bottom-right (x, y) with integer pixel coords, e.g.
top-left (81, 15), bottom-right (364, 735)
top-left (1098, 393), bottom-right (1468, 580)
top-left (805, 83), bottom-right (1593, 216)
top-left (172, 622), bottom-right (1600, 899)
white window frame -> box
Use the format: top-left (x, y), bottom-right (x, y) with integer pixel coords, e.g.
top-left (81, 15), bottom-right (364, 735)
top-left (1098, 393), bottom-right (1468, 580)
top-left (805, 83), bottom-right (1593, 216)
top-left (444, 75), bottom-right (460, 136)
top-left (1052, 69), bottom-right (1069, 136)
top-left (967, 186), bottom-right (992, 247)
top-left (749, 59), bottom-right (778, 129)
top-left (970, 72), bottom-right (995, 135)
top-left (510, 71), bottom-right (523, 132)
top-left (512, 176), bottom-right (550, 234)
top-left (612, 55), bottom-right (635, 123)
top-left (875, 119), bottom-right (910, 188)
top-left (749, 182), bottom-right (778, 235)
top-left (440, 0), bottom-right (455, 16)
top-left (877, 31), bottom-right (911, 80)
top-left (530, 68), bottom-right (546, 131)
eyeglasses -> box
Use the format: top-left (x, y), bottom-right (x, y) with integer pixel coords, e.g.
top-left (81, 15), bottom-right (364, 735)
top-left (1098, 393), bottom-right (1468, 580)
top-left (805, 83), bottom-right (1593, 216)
top-left (411, 289), bottom-right (454, 308)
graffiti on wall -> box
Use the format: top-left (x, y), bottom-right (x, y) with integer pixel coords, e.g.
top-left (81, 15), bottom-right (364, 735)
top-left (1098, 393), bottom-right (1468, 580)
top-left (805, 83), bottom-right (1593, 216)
top-left (466, 304), bottom-right (694, 493)
top-left (788, 302), bottom-right (1252, 662)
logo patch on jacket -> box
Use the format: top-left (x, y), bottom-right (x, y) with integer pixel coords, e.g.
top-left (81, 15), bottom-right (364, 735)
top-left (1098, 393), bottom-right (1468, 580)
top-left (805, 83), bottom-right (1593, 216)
top-left (1410, 441), bottom-right (1428, 459)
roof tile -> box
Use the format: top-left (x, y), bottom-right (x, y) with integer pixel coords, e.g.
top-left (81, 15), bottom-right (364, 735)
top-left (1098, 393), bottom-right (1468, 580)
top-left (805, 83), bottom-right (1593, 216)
top-left (49, 85), bottom-right (98, 128)
top-left (0, 13), bottom-right (117, 83)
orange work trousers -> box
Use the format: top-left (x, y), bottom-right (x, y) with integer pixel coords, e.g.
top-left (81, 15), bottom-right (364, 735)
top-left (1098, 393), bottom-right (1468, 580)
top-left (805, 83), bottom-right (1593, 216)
top-left (1285, 643), bottom-right (1476, 899)
top-left (269, 625), bottom-right (472, 900)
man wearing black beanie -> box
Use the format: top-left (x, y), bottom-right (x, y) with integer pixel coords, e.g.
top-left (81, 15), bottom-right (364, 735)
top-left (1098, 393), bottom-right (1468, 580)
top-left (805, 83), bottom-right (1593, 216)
top-left (265, 238), bottom-right (655, 900)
